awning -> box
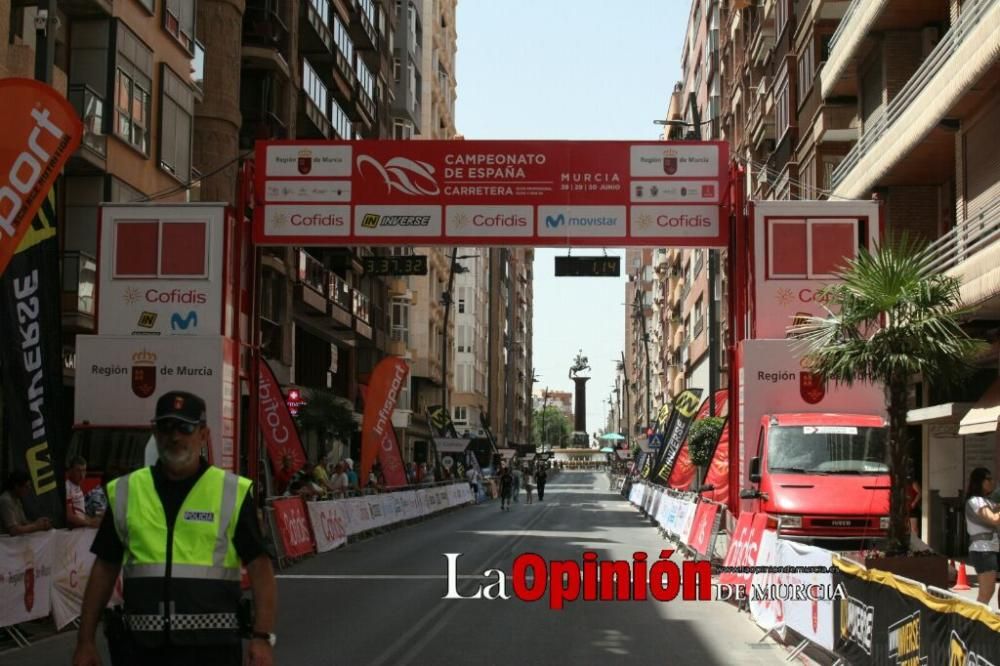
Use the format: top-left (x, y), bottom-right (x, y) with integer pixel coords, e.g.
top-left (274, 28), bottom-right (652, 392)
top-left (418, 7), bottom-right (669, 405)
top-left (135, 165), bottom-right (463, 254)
top-left (907, 402), bottom-right (973, 425)
top-left (959, 379), bottom-right (1000, 435)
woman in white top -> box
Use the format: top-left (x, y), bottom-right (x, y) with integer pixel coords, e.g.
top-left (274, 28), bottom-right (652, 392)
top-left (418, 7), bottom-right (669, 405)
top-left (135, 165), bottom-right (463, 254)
top-left (965, 467), bottom-right (1000, 606)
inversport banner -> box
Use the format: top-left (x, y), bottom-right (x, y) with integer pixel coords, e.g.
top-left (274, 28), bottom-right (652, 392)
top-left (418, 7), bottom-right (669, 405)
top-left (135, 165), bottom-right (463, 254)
top-left (0, 188), bottom-right (68, 522)
top-left (257, 358), bottom-right (307, 490)
top-left (652, 388), bottom-right (704, 484)
top-left (360, 356), bottom-right (408, 488)
top-left (832, 557), bottom-right (1000, 664)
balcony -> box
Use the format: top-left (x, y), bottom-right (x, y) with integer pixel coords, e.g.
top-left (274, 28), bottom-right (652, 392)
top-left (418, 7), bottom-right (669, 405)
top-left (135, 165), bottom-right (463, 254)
top-left (749, 13), bottom-right (776, 67)
top-left (243, 1), bottom-right (290, 53)
top-left (298, 88), bottom-right (333, 139)
top-left (62, 251), bottom-right (96, 332)
top-left (353, 288), bottom-right (372, 339)
top-left (830, 0), bottom-right (1000, 198)
top-left (349, 0), bottom-right (378, 50)
top-left (60, 0), bottom-right (112, 17)
top-left (925, 201), bottom-right (1000, 316)
top-left (328, 272), bottom-right (353, 329)
top-left (411, 357), bottom-right (442, 384)
top-left (295, 250), bottom-right (327, 313)
top-left (823, 0), bottom-right (953, 99)
top-left (66, 85), bottom-right (106, 173)
top-left (352, 79), bottom-right (376, 128)
top-left (240, 108), bottom-right (288, 151)
top-left (300, 0), bottom-right (333, 56)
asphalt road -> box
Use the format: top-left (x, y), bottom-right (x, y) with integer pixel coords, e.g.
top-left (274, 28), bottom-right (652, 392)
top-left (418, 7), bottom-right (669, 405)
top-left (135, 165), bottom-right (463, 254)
top-left (0, 470), bottom-right (788, 665)
top-left (275, 470), bottom-right (787, 666)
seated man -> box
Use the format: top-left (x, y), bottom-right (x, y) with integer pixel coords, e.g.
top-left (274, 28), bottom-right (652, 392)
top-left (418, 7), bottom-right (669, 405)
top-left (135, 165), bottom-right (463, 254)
top-left (0, 471), bottom-right (51, 535)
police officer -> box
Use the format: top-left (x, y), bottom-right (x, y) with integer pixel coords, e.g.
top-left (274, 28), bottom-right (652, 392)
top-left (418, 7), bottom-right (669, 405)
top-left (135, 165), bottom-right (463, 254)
top-left (73, 391), bottom-right (277, 666)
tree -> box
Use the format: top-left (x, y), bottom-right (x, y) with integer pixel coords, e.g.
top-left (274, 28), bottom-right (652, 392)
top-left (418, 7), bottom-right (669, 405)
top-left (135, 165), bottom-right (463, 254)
top-left (295, 389), bottom-right (357, 455)
top-left (792, 235), bottom-right (983, 553)
top-left (532, 405), bottom-right (571, 449)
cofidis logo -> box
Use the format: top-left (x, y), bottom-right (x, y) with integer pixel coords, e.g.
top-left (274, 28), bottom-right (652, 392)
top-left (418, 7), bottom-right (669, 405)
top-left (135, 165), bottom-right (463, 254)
top-left (446, 206), bottom-right (533, 237)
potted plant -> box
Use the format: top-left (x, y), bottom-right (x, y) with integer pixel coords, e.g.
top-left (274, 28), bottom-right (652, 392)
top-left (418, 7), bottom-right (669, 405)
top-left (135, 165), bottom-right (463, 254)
top-left (687, 416), bottom-right (725, 489)
top-left (792, 235), bottom-right (983, 582)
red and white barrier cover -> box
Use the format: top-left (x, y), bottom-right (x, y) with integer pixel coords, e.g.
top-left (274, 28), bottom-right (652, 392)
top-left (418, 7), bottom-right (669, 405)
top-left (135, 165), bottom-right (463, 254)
top-left (774, 539), bottom-right (835, 650)
top-left (271, 496), bottom-right (316, 558)
top-left (0, 531), bottom-right (55, 627)
top-left (719, 512), bottom-right (769, 589)
top-left (687, 502), bottom-right (719, 557)
top-left (306, 500), bottom-right (350, 553)
top-left (748, 529), bottom-right (784, 634)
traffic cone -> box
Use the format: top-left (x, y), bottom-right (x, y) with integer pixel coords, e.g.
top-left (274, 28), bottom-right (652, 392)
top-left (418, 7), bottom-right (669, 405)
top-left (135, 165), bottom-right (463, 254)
top-left (951, 560), bottom-right (972, 591)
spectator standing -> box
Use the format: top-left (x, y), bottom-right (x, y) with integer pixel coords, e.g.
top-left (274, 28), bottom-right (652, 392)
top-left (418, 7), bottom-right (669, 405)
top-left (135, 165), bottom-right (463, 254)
top-left (535, 466), bottom-right (548, 501)
top-left (66, 457), bottom-right (101, 528)
top-left (523, 467), bottom-right (534, 505)
top-left (499, 466), bottom-right (513, 511)
top-left (0, 470), bottom-right (51, 535)
top-left (511, 466), bottom-right (522, 503)
top-left (343, 458), bottom-right (359, 490)
top-left (965, 467), bottom-right (1000, 608)
top-left (329, 462), bottom-right (350, 497)
top-left (466, 467), bottom-right (479, 504)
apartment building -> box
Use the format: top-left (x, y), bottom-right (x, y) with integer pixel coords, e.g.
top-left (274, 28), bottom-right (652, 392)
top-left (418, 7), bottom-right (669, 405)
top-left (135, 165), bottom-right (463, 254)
top-left (0, 0), bottom-right (199, 434)
top-left (451, 247), bottom-right (489, 437)
top-left (625, 248), bottom-right (656, 441)
top-left (715, 0), bottom-right (1000, 554)
top-left (656, 0), bottom-right (728, 414)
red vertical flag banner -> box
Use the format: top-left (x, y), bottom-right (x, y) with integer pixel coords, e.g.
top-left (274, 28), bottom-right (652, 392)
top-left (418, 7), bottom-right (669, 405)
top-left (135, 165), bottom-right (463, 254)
top-left (257, 358), bottom-right (307, 490)
top-left (668, 390), bottom-right (729, 490)
top-left (360, 357), bottom-right (408, 488)
top-left (0, 79), bottom-right (82, 277)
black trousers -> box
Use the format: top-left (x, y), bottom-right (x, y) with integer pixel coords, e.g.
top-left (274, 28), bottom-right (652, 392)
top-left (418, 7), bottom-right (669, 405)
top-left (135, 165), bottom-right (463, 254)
top-left (537, 483), bottom-right (546, 500)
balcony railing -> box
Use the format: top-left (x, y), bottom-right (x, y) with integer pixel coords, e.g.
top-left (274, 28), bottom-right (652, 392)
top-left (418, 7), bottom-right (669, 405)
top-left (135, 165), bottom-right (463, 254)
top-left (391, 327), bottom-right (409, 344)
top-left (352, 288), bottom-right (370, 323)
top-left (831, 0), bottom-right (994, 190)
top-left (827, 0), bottom-right (864, 54)
top-left (329, 272), bottom-right (352, 311)
top-left (298, 250), bottom-right (326, 293)
top-left (62, 251), bottom-right (97, 316)
top-left (923, 199), bottom-right (1000, 276)
top-left (67, 85), bottom-right (106, 157)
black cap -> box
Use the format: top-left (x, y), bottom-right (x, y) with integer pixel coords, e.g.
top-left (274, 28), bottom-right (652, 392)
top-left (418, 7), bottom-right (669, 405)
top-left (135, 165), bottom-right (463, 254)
top-left (153, 391), bottom-right (207, 424)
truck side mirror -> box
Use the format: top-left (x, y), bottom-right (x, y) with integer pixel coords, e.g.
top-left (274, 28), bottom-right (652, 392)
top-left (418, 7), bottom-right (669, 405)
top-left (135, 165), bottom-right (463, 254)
top-left (739, 488), bottom-right (759, 500)
top-left (749, 457), bottom-right (761, 483)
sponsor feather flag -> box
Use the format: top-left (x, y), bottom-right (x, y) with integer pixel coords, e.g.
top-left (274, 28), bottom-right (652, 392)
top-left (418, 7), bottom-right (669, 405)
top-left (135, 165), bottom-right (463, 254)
top-left (257, 358), bottom-right (307, 490)
top-left (360, 357), bottom-right (408, 488)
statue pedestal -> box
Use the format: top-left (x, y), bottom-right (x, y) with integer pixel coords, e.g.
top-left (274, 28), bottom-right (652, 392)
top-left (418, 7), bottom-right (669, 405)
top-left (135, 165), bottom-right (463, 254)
top-left (572, 375), bottom-right (590, 434)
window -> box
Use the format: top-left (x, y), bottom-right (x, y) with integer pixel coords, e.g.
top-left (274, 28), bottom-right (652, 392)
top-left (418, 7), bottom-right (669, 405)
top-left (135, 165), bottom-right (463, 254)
top-left (693, 249), bottom-right (704, 277)
top-left (303, 60), bottom-right (329, 119)
top-left (776, 0), bottom-right (789, 37)
top-left (797, 44), bottom-right (814, 105)
top-left (693, 296), bottom-right (704, 338)
top-left (458, 287), bottom-right (466, 313)
top-left (393, 119), bottom-right (413, 139)
top-left (159, 65), bottom-right (194, 182)
top-left (775, 65), bottom-right (791, 139)
top-left (164, 0), bottom-right (196, 52)
top-left (333, 15), bottom-right (354, 63)
top-left (767, 219), bottom-right (859, 279)
top-left (391, 297), bottom-right (409, 343)
top-left (332, 97), bottom-right (352, 139)
top-left (357, 59), bottom-right (374, 100)
top-left (113, 219), bottom-right (208, 278)
top-left (393, 57), bottom-right (401, 83)
top-left (453, 406), bottom-right (467, 423)
top-left (308, 0), bottom-right (329, 26)
top-left (114, 26), bottom-right (153, 155)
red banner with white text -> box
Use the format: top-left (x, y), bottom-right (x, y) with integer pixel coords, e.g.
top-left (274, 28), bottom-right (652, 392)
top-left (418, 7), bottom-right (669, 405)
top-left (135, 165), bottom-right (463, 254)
top-left (687, 501), bottom-right (719, 557)
top-left (719, 512), bottom-right (769, 591)
top-left (254, 140), bottom-right (729, 247)
top-left (271, 497), bottom-right (316, 559)
top-left (360, 356), bottom-right (409, 488)
top-left (257, 358), bottom-right (307, 490)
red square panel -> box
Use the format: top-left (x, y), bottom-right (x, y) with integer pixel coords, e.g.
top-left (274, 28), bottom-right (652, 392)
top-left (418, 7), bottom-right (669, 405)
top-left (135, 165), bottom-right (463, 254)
top-left (161, 222), bottom-right (206, 276)
top-left (811, 222), bottom-right (856, 275)
top-left (770, 220), bottom-right (807, 276)
top-left (115, 221), bottom-right (158, 276)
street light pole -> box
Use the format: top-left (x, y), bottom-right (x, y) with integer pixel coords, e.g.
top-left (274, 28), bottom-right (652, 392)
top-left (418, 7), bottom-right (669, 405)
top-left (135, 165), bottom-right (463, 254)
top-left (442, 248), bottom-right (458, 413)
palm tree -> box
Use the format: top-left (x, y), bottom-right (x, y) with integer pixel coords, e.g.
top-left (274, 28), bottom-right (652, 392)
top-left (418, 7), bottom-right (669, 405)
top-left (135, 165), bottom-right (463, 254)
top-left (792, 235), bottom-right (984, 553)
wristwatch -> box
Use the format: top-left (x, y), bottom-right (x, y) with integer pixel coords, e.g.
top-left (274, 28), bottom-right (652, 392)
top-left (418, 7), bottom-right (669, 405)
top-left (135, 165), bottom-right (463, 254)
top-left (250, 630), bottom-right (277, 647)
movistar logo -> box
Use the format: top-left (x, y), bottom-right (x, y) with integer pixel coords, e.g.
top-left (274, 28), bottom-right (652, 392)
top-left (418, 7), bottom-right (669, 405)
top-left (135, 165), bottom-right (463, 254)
top-left (170, 310), bottom-right (198, 331)
top-left (545, 214), bottom-right (565, 228)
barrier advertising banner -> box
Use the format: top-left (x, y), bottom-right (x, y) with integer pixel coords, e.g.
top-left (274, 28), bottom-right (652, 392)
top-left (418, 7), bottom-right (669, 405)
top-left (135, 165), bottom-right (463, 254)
top-left (668, 390), bottom-right (728, 491)
top-left (0, 530), bottom-right (55, 627)
top-left (0, 189), bottom-right (67, 521)
top-left (687, 501), bottom-right (719, 557)
top-left (254, 140), bottom-right (729, 248)
top-left (50, 528), bottom-right (100, 629)
top-left (748, 530), bottom-right (784, 634)
top-left (701, 391), bottom-right (731, 506)
top-left (778, 540), bottom-right (835, 650)
top-left (271, 497), bottom-right (316, 559)
top-left (0, 79), bottom-right (82, 277)
top-left (306, 500), bottom-right (350, 553)
top-left (833, 558), bottom-right (1000, 665)
top-left (258, 358), bottom-right (307, 488)
top-left (719, 512), bottom-right (769, 590)
top-left (361, 357), bottom-right (409, 488)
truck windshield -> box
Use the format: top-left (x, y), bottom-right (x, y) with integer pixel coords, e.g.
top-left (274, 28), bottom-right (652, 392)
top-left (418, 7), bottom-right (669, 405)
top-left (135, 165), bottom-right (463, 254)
top-left (767, 425), bottom-right (888, 474)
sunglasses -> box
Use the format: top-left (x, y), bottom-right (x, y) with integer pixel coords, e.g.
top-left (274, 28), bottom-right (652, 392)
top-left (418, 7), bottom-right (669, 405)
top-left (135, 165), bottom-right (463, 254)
top-left (154, 419), bottom-right (200, 435)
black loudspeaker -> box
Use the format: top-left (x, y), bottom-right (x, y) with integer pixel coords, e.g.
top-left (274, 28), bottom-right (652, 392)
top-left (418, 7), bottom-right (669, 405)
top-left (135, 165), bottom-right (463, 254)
top-left (414, 441), bottom-right (428, 464)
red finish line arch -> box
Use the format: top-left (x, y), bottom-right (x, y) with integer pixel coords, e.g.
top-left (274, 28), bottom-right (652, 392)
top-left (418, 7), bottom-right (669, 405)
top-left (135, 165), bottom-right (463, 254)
top-left (253, 139), bottom-right (730, 248)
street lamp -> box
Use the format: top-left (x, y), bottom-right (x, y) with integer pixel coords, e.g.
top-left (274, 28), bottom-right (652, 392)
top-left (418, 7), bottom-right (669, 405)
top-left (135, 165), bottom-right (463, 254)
top-left (653, 85), bottom-right (720, 417)
top-left (441, 250), bottom-right (483, 413)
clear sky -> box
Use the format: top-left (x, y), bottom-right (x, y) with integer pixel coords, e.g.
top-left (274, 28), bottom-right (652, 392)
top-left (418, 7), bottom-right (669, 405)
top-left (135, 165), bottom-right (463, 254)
top-left (454, 0), bottom-right (688, 438)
